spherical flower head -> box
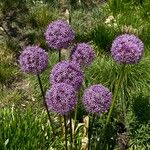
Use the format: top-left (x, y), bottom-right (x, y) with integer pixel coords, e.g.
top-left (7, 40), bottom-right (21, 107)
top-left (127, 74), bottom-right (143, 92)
top-left (45, 19), bottom-right (75, 50)
top-left (19, 46), bottom-right (48, 74)
top-left (111, 34), bottom-right (144, 64)
top-left (70, 43), bottom-right (95, 67)
top-left (83, 84), bottom-right (112, 115)
top-left (45, 83), bottom-right (77, 115)
top-left (50, 60), bottom-right (84, 90)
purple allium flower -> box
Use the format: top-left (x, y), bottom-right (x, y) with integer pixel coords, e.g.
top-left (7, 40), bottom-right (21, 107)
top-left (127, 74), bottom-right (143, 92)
top-left (50, 60), bottom-right (84, 90)
top-left (19, 46), bottom-right (48, 74)
top-left (45, 20), bottom-right (75, 50)
top-left (111, 34), bottom-right (144, 64)
top-left (70, 43), bottom-right (95, 67)
top-left (83, 84), bottom-right (112, 115)
top-left (45, 83), bottom-right (77, 115)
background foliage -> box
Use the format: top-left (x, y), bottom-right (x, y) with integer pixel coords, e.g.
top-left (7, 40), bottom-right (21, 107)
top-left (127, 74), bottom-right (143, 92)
top-left (0, 0), bottom-right (150, 149)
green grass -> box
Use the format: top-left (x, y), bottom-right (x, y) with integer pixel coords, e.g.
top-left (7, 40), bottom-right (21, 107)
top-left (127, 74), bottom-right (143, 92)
top-left (1, 0), bottom-right (150, 149)
top-left (0, 107), bottom-right (55, 150)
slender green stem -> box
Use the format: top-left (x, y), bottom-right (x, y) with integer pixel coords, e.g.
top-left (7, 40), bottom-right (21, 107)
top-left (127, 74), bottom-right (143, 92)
top-left (88, 116), bottom-right (91, 150)
top-left (68, 0), bottom-right (72, 23)
top-left (60, 116), bottom-right (64, 137)
top-left (74, 89), bottom-right (81, 130)
top-left (73, 90), bottom-right (81, 149)
top-left (97, 65), bottom-right (125, 149)
top-left (74, 105), bottom-right (77, 129)
top-left (37, 74), bottom-right (55, 136)
top-left (73, 104), bottom-right (77, 149)
top-left (106, 65), bottom-right (125, 128)
top-left (69, 112), bottom-right (73, 150)
top-left (58, 49), bottom-right (64, 137)
top-left (88, 115), bottom-right (94, 150)
top-left (59, 49), bottom-right (61, 62)
top-left (121, 84), bottom-right (126, 122)
top-left (64, 115), bottom-right (68, 150)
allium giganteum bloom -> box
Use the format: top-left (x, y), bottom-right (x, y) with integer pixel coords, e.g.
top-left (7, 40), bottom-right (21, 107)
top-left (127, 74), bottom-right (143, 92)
top-left (83, 85), bottom-right (112, 115)
top-left (50, 60), bottom-right (84, 90)
top-left (45, 20), bottom-right (75, 50)
top-left (19, 46), bottom-right (48, 74)
top-left (70, 43), bottom-right (95, 67)
top-left (111, 34), bottom-right (144, 64)
top-left (45, 83), bottom-right (77, 115)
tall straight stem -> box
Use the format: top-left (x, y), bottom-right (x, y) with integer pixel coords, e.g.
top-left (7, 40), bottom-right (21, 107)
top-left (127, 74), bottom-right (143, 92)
top-left (37, 74), bottom-right (55, 136)
top-left (58, 49), bottom-right (64, 136)
top-left (73, 87), bottom-right (82, 148)
top-left (59, 49), bottom-right (61, 62)
top-left (73, 101), bottom-right (78, 149)
top-left (68, 0), bottom-right (72, 23)
top-left (88, 115), bottom-right (94, 150)
top-left (105, 65), bottom-right (125, 128)
top-left (69, 112), bottom-right (73, 150)
top-left (64, 115), bottom-right (68, 150)
top-left (121, 85), bottom-right (126, 122)
top-left (74, 89), bottom-right (81, 131)
top-left (74, 105), bottom-right (77, 130)
top-left (97, 65), bottom-right (125, 149)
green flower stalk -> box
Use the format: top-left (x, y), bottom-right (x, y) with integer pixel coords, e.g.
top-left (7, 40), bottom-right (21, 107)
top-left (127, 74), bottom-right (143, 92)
top-left (19, 45), bottom-right (55, 136)
top-left (109, 34), bottom-right (144, 123)
top-left (64, 115), bottom-right (68, 150)
top-left (37, 74), bottom-right (55, 136)
top-left (100, 34), bottom-right (144, 149)
top-left (106, 65), bottom-right (125, 126)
